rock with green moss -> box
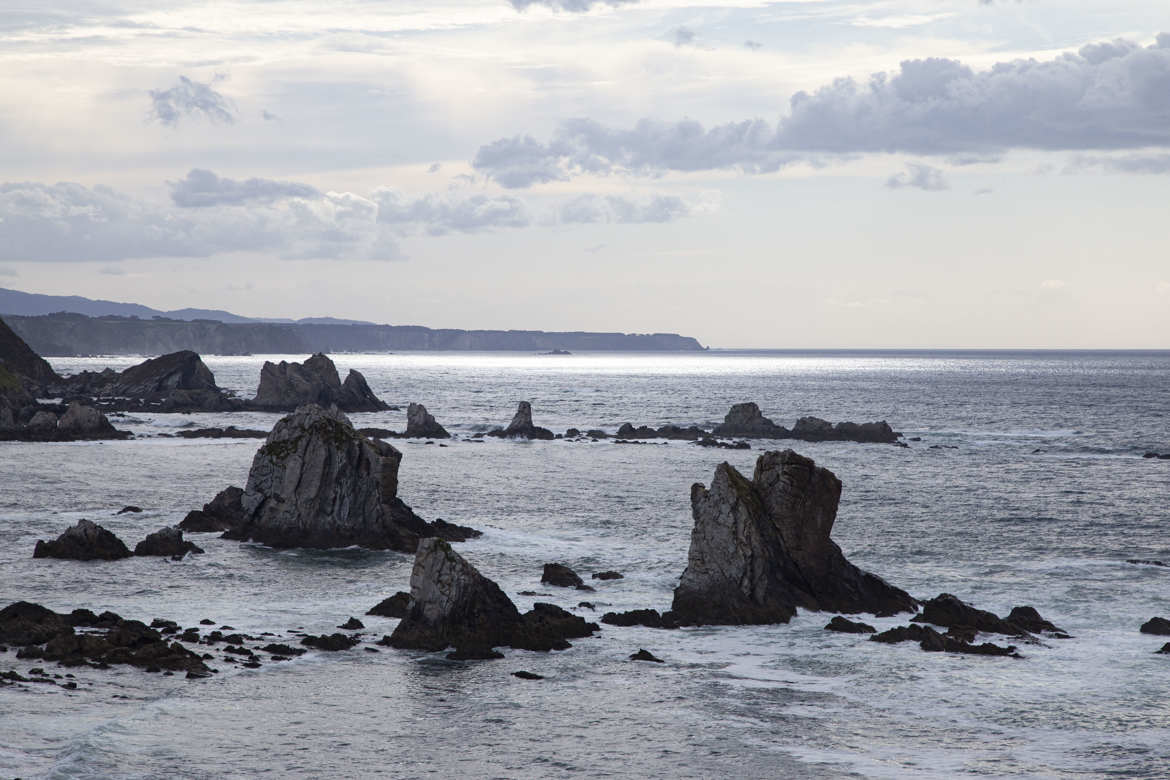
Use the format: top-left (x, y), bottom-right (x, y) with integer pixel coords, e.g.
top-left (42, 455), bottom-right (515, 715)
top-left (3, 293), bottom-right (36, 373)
top-left (671, 449), bottom-right (916, 625)
top-left (224, 404), bottom-right (478, 551)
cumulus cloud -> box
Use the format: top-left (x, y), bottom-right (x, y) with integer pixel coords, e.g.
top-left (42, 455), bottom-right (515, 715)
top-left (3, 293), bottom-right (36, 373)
top-left (509, 0), bottom-right (638, 11)
top-left (149, 75), bottom-right (236, 126)
top-left (474, 36), bottom-right (1170, 186)
top-left (885, 163), bottom-right (949, 191)
top-left (558, 194), bottom-right (692, 223)
top-left (374, 190), bottom-right (531, 235)
top-left (170, 169), bottom-right (322, 207)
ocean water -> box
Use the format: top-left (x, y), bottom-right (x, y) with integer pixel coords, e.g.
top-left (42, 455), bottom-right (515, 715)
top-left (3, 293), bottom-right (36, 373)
top-left (1, 350), bottom-right (1168, 779)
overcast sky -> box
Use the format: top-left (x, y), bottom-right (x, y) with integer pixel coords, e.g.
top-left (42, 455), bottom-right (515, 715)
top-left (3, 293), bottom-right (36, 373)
top-left (1, 0), bottom-right (1168, 348)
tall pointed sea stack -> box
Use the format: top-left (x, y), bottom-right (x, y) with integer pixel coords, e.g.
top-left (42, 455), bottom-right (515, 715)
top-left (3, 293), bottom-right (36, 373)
top-left (224, 404), bottom-right (477, 551)
top-left (486, 401), bottom-right (555, 440)
top-left (671, 449), bottom-right (916, 625)
top-left (404, 402), bottom-right (450, 438)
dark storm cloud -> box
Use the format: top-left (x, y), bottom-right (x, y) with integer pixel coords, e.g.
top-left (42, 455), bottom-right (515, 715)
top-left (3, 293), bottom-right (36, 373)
top-left (149, 75), bottom-right (236, 126)
top-left (474, 36), bottom-right (1170, 186)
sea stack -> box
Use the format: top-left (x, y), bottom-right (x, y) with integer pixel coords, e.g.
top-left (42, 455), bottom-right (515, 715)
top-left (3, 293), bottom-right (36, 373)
top-left (712, 403), bottom-right (791, 438)
top-left (224, 404), bottom-right (476, 551)
top-left (404, 402), bottom-right (450, 439)
top-left (486, 401), bottom-right (555, 440)
top-left (251, 353), bottom-right (390, 412)
top-left (671, 449), bottom-right (916, 625)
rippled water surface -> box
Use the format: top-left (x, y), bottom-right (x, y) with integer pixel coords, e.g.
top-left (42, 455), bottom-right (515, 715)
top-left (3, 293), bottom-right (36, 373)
top-left (2, 350), bottom-right (1168, 778)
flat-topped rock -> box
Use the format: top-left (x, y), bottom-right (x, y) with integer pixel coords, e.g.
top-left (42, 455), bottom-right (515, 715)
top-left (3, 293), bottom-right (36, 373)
top-left (486, 401), bottom-right (555, 440)
top-left (405, 402), bottom-right (450, 439)
top-left (33, 519), bottom-right (132, 561)
top-left (224, 404), bottom-right (476, 551)
top-left (134, 527), bottom-right (204, 557)
top-left (250, 353), bottom-right (389, 412)
top-left (671, 450), bottom-right (916, 625)
top-left (791, 416), bottom-right (899, 444)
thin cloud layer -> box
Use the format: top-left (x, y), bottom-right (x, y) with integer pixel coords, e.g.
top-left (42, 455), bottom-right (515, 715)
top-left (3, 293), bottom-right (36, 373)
top-left (558, 194), bottom-right (692, 223)
top-left (886, 163), bottom-right (949, 191)
top-left (149, 75), bottom-right (236, 127)
top-left (474, 36), bottom-right (1170, 186)
top-left (375, 190), bottom-right (531, 236)
top-left (170, 169), bottom-right (322, 207)
top-left (509, 0), bottom-right (638, 11)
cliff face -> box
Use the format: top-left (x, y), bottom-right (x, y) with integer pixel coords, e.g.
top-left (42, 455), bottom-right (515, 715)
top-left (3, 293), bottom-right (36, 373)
top-left (5, 313), bottom-right (705, 356)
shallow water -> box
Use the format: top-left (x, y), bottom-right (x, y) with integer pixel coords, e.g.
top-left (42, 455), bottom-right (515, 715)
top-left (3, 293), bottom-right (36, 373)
top-left (2, 350), bottom-right (1169, 778)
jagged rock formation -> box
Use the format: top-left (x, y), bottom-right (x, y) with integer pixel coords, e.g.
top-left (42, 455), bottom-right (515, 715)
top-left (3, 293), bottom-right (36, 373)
top-left (711, 403), bottom-right (900, 444)
top-left (616, 423), bottom-right (706, 440)
top-left (223, 404), bottom-right (477, 551)
top-left (33, 519), bottom-right (133, 560)
top-left (180, 486), bottom-right (246, 532)
top-left (367, 592), bottom-right (411, 618)
top-left (0, 316), bottom-right (59, 386)
top-left (712, 403), bottom-right (791, 438)
top-left (388, 539), bottom-right (599, 656)
top-left (825, 616), bottom-right (876, 633)
top-left (0, 401), bottom-right (129, 442)
top-left (250, 353), bottom-right (389, 412)
top-left (404, 403), bottom-right (449, 438)
top-left (870, 623), bottom-right (1020, 657)
top-left (912, 594), bottom-right (1066, 637)
top-left (670, 450), bottom-right (916, 625)
top-left (134, 527), bottom-right (204, 557)
top-left (53, 351), bottom-right (239, 412)
top-left (485, 401), bottom-right (555, 440)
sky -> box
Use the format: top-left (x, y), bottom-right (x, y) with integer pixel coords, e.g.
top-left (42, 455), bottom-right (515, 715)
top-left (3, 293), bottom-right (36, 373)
top-left (0, 0), bottom-right (1168, 348)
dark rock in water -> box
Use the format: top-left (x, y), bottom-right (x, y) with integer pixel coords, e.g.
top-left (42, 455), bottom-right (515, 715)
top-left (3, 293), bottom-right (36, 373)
top-left (338, 617), bottom-right (364, 630)
top-left (1143, 452), bottom-right (1170, 460)
top-left (912, 594), bottom-right (1027, 636)
top-left (671, 450), bottom-right (916, 626)
top-left (117, 506), bottom-right (142, 514)
top-left (181, 486), bottom-right (246, 533)
top-left (301, 633), bottom-right (361, 651)
top-left (565, 428), bottom-right (581, 438)
top-left (262, 643), bottom-right (306, 657)
top-left (199, 618), bottom-right (215, 625)
top-left (367, 592), bottom-right (411, 618)
top-left (712, 403), bottom-right (790, 438)
top-left (34, 519), bottom-right (132, 561)
top-left (1126, 559), bottom-right (1167, 567)
top-left (592, 571), bottom-right (623, 581)
top-left (0, 602), bottom-right (72, 646)
top-left (176, 426), bottom-right (267, 439)
top-left (616, 423), bottom-right (706, 441)
top-left (358, 428), bottom-right (396, 439)
top-left (577, 602), bottom-right (595, 610)
top-left (388, 539), bottom-right (599, 656)
top-left (871, 624), bottom-right (1018, 657)
top-left (695, 436), bottom-right (750, 450)
top-left (486, 401), bottom-right (555, 440)
top-left (825, 616), bottom-right (876, 633)
top-left (1157, 643), bottom-right (1170, 655)
top-left (585, 429), bottom-right (609, 439)
top-left (223, 404), bottom-right (473, 552)
top-left (1140, 617), bottom-right (1170, 636)
top-left (1, 400), bottom-right (130, 442)
top-left (600, 609), bottom-right (680, 630)
top-left (1006, 606), bottom-right (1065, 635)
top-left (134, 527), bottom-right (204, 557)
top-left (58, 350), bottom-right (237, 412)
top-left (791, 417), bottom-right (900, 444)
top-left (405, 402), bottom-right (450, 439)
top-left (424, 518), bottom-right (481, 543)
top-left (513, 670), bottom-right (544, 679)
top-left (542, 563), bottom-right (589, 589)
top-left (251, 353), bottom-right (389, 412)
top-left (629, 648), bottom-right (664, 663)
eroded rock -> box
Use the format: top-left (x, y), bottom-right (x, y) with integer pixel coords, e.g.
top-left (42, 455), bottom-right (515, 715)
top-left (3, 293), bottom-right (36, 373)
top-left (486, 401), bottom-right (555, 440)
top-left (134, 527), bottom-right (204, 558)
top-left (180, 486), bottom-right (246, 533)
top-left (251, 353), bottom-right (389, 412)
top-left (405, 403), bottom-right (450, 439)
top-left (33, 519), bottom-right (132, 561)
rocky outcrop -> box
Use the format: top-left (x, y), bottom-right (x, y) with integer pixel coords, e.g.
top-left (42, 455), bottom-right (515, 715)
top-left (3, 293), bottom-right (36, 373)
top-left (0, 401), bottom-right (130, 442)
top-left (870, 623), bottom-right (1020, 657)
top-left (404, 403), bottom-right (449, 438)
top-left (223, 404), bottom-right (477, 551)
top-left (388, 539), bottom-right (598, 657)
top-left (911, 594), bottom-right (1068, 637)
top-left (0, 316), bottom-right (59, 387)
top-left (55, 351), bottom-right (238, 412)
top-left (825, 616), bottom-right (876, 633)
top-left (180, 486), bottom-right (246, 533)
top-left (250, 353), bottom-right (389, 412)
top-left (33, 519), bottom-right (133, 560)
top-left (601, 609), bottom-right (680, 629)
top-left (133, 527), bottom-right (204, 557)
top-left (670, 450), bottom-right (916, 625)
top-left (1141, 617), bottom-right (1170, 636)
top-left (57, 402), bottom-right (120, 438)
top-left (486, 401), bottom-right (555, 440)
top-left (616, 423), bottom-right (706, 440)
top-left (367, 592), bottom-right (411, 618)
top-left (712, 403), bottom-right (790, 438)
top-left (542, 563), bottom-right (592, 590)
top-left (174, 426), bottom-right (267, 439)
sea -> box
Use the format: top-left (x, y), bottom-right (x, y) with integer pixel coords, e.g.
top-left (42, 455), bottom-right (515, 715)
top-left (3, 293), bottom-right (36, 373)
top-left (1, 350), bottom-right (1168, 779)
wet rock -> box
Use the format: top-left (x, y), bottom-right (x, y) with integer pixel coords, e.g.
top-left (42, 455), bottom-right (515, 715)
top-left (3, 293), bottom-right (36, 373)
top-left (33, 519), bottom-right (132, 561)
top-left (1005, 606), bottom-right (1066, 636)
top-left (1126, 559), bottom-right (1167, 567)
top-left (176, 426), bottom-right (267, 439)
top-left (791, 417), bottom-right (900, 444)
top-left (134, 527), bottom-right (204, 557)
top-left (585, 429), bottom-right (609, 439)
top-left (629, 649), bottom-right (664, 663)
top-left (912, 594), bottom-right (1027, 636)
top-left (486, 401), bottom-right (555, 440)
top-left (695, 436), bottom-right (750, 450)
top-left (1157, 643), bottom-right (1170, 655)
top-left (600, 609), bottom-right (680, 630)
top-left (56, 401), bottom-right (121, 438)
top-left (592, 571), bottom-right (623, 581)
top-left (388, 539), bottom-right (598, 656)
top-left (0, 602), bottom-right (72, 646)
top-left (513, 670), bottom-right (544, 679)
top-left (542, 563), bottom-right (591, 589)
top-left (712, 403), bottom-right (790, 438)
top-left (577, 602), bottom-right (595, 610)
top-left (338, 617), bottom-right (364, 630)
top-left (251, 353), bottom-right (389, 412)
top-left (0, 316), bottom-right (60, 386)
top-left (1143, 452), bottom-right (1170, 460)
top-left (180, 486), bottom-right (246, 533)
top-left (117, 506), bottom-right (143, 514)
top-left (367, 592), bottom-right (411, 618)
top-left (224, 404), bottom-right (474, 551)
top-left (825, 616), bottom-right (876, 633)
top-left (671, 450), bottom-right (916, 625)
top-left (67, 350), bottom-right (234, 412)
top-left (1140, 617), bottom-right (1170, 636)
top-left (871, 624), bottom-right (1018, 656)
top-left (262, 643), bottom-right (307, 656)
top-left (405, 402), bottom-right (450, 439)
top-left (301, 633), bottom-right (361, 651)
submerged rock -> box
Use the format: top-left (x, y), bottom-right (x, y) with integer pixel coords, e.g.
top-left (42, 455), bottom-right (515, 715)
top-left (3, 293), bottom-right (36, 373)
top-left (871, 624), bottom-right (1019, 657)
top-left (33, 519), bottom-right (132, 561)
top-left (404, 403), bottom-right (450, 439)
top-left (486, 401), bottom-right (555, 440)
top-left (671, 450), bottom-right (916, 625)
top-left (224, 404), bottom-right (477, 551)
top-left (134, 527), bottom-right (204, 557)
top-left (180, 486), bottom-right (246, 533)
top-left (388, 539), bottom-right (598, 656)
top-left (251, 353), bottom-right (390, 412)
top-left (629, 649), bottom-right (664, 663)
